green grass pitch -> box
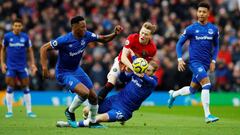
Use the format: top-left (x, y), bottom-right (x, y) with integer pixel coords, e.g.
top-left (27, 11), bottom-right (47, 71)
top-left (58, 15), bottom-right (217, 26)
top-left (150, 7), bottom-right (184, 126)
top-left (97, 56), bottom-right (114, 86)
top-left (0, 106), bottom-right (239, 135)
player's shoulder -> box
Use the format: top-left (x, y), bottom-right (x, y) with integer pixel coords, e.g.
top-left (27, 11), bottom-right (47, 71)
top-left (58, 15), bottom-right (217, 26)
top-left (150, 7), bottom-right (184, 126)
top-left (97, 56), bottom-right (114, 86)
top-left (150, 75), bottom-right (158, 80)
top-left (84, 31), bottom-right (97, 38)
top-left (208, 23), bottom-right (218, 31)
top-left (20, 32), bottom-right (29, 38)
top-left (58, 32), bottom-right (72, 40)
top-left (128, 33), bottom-right (139, 39)
top-left (4, 31), bottom-right (13, 38)
top-left (186, 22), bottom-right (198, 30)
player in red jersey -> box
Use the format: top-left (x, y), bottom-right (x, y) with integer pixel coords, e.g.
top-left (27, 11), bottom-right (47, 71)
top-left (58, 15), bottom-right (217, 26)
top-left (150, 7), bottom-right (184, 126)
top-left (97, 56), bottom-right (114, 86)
top-left (98, 22), bottom-right (158, 103)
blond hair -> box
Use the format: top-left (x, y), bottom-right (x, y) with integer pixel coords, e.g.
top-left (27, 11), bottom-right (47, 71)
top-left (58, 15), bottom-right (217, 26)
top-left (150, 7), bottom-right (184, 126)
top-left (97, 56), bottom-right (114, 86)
top-left (142, 22), bottom-right (157, 34)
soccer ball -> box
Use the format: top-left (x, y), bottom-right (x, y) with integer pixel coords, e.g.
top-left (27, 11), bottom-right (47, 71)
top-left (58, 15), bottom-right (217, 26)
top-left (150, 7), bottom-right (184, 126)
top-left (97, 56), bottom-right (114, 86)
top-left (132, 58), bottom-right (149, 73)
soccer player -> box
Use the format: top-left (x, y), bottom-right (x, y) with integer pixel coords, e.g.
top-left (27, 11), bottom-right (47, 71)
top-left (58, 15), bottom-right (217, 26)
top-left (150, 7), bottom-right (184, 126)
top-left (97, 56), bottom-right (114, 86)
top-left (167, 2), bottom-right (220, 123)
top-left (1, 19), bottom-right (38, 118)
top-left (56, 61), bottom-right (159, 127)
top-left (40, 16), bottom-right (122, 128)
top-left (98, 22), bottom-right (157, 103)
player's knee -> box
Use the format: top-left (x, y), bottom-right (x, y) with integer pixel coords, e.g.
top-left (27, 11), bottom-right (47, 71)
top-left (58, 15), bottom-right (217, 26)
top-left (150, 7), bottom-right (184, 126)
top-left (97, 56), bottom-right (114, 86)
top-left (6, 79), bottom-right (15, 87)
top-left (190, 86), bottom-right (197, 94)
top-left (81, 93), bottom-right (89, 100)
top-left (202, 83), bottom-right (211, 90)
top-left (6, 86), bottom-right (14, 93)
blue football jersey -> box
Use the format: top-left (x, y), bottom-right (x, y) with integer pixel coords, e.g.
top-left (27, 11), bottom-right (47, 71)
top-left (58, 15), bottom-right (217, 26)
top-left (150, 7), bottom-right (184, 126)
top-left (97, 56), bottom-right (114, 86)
top-left (50, 31), bottom-right (98, 73)
top-left (176, 22), bottom-right (219, 67)
top-left (2, 32), bottom-right (32, 70)
top-left (117, 73), bottom-right (158, 112)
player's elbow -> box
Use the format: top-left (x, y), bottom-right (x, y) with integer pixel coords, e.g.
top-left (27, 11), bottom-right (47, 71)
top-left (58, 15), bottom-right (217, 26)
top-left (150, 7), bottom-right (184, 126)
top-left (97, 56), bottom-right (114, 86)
top-left (40, 43), bottom-right (50, 54)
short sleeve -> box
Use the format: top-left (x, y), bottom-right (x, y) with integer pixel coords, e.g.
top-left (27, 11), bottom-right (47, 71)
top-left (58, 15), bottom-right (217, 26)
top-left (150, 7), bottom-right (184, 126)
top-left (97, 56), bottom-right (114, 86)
top-left (50, 35), bottom-right (67, 50)
top-left (25, 36), bottom-right (32, 48)
top-left (2, 35), bottom-right (8, 47)
top-left (181, 26), bottom-right (191, 38)
top-left (85, 31), bottom-right (98, 43)
top-left (123, 34), bottom-right (133, 49)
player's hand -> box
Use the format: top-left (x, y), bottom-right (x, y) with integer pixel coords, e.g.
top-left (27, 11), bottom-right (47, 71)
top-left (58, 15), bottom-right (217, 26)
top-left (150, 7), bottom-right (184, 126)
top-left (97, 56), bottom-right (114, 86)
top-left (178, 59), bottom-right (186, 72)
top-left (134, 72), bottom-right (144, 78)
top-left (1, 63), bottom-right (7, 74)
top-left (114, 25), bottom-right (123, 35)
top-left (30, 64), bottom-right (38, 76)
top-left (210, 62), bottom-right (216, 73)
top-left (42, 67), bottom-right (49, 79)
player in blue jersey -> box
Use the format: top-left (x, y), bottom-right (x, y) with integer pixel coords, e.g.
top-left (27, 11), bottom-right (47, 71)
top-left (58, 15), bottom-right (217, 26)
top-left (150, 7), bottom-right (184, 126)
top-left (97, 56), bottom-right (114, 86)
top-left (167, 2), bottom-right (219, 123)
top-left (56, 61), bottom-right (159, 127)
top-left (1, 19), bottom-right (38, 118)
top-left (40, 16), bottom-right (123, 128)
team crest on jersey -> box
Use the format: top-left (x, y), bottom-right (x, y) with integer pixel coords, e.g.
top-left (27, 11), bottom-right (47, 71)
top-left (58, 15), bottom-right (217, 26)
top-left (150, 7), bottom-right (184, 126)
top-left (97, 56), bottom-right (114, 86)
top-left (10, 38), bottom-right (13, 42)
top-left (208, 29), bottom-right (214, 34)
top-left (91, 33), bottom-right (97, 37)
top-left (81, 40), bottom-right (86, 45)
top-left (198, 67), bottom-right (204, 72)
top-left (125, 40), bottom-right (130, 45)
top-left (195, 30), bottom-right (199, 33)
top-left (69, 44), bottom-right (73, 47)
top-left (20, 38), bottom-right (25, 42)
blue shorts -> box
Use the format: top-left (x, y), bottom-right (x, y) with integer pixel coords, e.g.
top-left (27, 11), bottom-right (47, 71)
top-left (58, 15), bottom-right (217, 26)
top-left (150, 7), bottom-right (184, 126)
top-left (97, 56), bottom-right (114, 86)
top-left (56, 67), bottom-right (93, 92)
top-left (189, 62), bottom-right (208, 83)
top-left (6, 68), bottom-right (29, 79)
top-left (98, 95), bottom-right (132, 122)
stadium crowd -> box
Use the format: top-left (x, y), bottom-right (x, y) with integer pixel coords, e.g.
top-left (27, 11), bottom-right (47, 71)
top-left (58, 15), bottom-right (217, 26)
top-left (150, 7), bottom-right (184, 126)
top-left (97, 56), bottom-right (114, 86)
top-left (0, 0), bottom-right (239, 92)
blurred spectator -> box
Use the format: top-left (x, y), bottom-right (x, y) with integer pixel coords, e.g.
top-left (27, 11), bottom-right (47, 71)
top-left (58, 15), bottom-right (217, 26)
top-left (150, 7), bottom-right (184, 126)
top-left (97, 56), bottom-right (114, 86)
top-left (0, 0), bottom-right (239, 92)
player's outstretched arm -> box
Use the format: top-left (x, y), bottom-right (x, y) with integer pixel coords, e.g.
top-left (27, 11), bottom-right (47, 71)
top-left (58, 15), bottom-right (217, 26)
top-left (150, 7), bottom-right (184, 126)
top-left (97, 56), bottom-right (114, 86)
top-left (210, 29), bottom-right (219, 72)
top-left (0, 46), bottom-right (7, 74)
top-left (27, 47), bottom-right (37, 76)
top-left (40, 42), bottom-right (52, 79)
top-left (142, 74), bottom-right (158, 87)
top-left (176, 34), bottom-right (188, 72)
top-left (121, 47), bottom-right (134, 71)
top-left (97, 25), bottom-right (123, 43)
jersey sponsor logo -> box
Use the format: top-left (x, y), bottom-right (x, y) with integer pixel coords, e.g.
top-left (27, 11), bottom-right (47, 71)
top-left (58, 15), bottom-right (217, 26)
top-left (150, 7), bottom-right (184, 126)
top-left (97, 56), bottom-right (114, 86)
top-left (208, 29), bottom-right (214, 34)
top-left (9, 42), bottom-right (25, 47)
top-left (125, 40), bottom-right (130, 45)
top-left (195, 36), bottom-right (213, 40)
top-left (132, 78), bottom-right (142, 87)
top-left (69, 49), bottom-right (84, 56)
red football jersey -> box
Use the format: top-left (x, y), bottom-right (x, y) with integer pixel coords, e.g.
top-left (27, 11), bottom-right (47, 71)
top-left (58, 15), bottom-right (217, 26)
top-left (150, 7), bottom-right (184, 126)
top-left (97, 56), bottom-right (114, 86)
top-left (118, 33), bottom-right (157, 62)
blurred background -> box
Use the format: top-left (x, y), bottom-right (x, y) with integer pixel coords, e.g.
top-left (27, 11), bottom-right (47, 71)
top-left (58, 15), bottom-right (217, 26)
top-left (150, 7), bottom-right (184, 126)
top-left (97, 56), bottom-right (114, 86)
top-left (0, 0), bottom-right (239, 93)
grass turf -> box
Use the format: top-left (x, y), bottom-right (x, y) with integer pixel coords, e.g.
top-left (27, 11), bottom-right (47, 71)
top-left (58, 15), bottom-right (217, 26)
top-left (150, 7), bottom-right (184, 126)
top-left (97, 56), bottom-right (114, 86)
top-left (0, 106), bottom-right (239, 135)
